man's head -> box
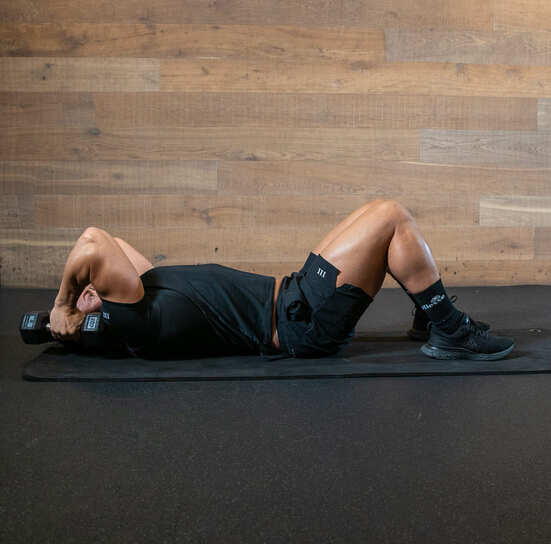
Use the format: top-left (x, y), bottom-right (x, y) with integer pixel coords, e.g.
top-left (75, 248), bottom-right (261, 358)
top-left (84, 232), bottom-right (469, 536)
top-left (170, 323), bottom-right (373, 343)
top-left (76, 283), bottom-right (102, 314)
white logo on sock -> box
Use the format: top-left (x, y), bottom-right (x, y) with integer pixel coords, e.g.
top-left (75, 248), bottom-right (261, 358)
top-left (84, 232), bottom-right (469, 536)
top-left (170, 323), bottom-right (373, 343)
top-left (317, 267), bottom-right (326, 278)
top-left (420, 294), bottom-right (445, 311)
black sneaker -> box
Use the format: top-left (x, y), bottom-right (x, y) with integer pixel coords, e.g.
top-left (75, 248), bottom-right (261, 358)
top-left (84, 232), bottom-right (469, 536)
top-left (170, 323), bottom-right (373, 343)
top-left (406, 295), bottom-right (490, 341)
top-left (420, 313), bottom-right (515, 361)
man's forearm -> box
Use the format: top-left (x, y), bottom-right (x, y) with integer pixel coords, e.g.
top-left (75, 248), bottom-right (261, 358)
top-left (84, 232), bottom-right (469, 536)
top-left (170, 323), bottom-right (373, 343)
top-left (54, 232), bottom-right (98, 309)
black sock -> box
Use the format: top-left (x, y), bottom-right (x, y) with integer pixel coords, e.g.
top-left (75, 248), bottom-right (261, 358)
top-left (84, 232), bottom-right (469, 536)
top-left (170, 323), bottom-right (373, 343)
top-left (391, 273), bottom-right (428, 317)
top-left (410, 278), bottom-right (464, 334)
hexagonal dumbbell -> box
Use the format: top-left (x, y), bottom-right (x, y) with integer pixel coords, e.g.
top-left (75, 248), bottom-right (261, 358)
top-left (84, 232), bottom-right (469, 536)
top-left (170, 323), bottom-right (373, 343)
top-left (19, 311), bottom-right (105, 350)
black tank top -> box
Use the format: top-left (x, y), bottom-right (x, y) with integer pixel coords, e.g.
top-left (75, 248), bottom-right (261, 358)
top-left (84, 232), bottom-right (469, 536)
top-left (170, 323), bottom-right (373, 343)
top-left (99, 265), bottom-right (273, 358)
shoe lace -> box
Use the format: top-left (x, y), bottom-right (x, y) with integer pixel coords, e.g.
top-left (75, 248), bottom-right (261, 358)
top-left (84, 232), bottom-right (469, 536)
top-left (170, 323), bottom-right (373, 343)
top-left (466, 316), bottom-right (488, 337)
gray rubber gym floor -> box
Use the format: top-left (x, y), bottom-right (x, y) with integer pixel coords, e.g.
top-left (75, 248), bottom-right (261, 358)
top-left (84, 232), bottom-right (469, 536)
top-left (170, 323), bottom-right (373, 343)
top-left (2, 285), bottom-right (551, 544)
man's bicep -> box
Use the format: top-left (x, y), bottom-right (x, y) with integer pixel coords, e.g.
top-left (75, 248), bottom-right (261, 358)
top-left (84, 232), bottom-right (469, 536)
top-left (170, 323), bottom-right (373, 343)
top-left (85, 228), bottom-right (145, 303)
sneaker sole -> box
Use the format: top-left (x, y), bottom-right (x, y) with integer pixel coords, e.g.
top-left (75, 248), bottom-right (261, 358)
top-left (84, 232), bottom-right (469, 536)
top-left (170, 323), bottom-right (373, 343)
top-left (420, 342), bottom-right (515, 361)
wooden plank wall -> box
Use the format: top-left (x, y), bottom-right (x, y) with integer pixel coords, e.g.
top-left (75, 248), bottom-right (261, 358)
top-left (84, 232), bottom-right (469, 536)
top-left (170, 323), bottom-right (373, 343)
top-left (1, 0), bottom-right (550, 289)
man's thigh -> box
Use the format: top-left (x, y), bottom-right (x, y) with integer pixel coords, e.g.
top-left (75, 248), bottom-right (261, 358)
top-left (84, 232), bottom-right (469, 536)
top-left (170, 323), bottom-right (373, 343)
top-left (313, 200), bottom-right (396, 299)
top-left (312, 199), bottom-right (385, 256)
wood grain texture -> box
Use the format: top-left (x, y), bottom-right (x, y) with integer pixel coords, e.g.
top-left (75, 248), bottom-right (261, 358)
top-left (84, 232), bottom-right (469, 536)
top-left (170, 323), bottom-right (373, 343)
top-left (494, 0), bottom-right (551, 31)
top-left (421, 129), bottom-right (551, 168)
top-left (0, 127), bottom-right (419, 161)
top-left (29, 193), bottom-right (477, 230)
top-left (0, 160), bottom-right (217, 195)
top-left (0, 58), bottom-right (160, 91)
top-left (385, 29), bottom-right (551, 66)
top-left (160, 58), bottom-right (551, 96)
top-left (0, 92), bottom-right (95, 127)
top-left (537, 98), bottom-right (551, 129)
top-left (217, 159), bottom-right (551, 199)
top-left (1, 0), bottom-right (550, 289)
top-left (0, 24), bottom-right (384, 61)
top-left (480, 196), bottom-right (551, 227)
top-left (535, 228), bottom-right (551, 257)
top-left (95, 92), bottom-right (536, 130)
top-left (0, 128), bottom-right (63, 160)
top-left (0, 0), bottom-right (492, 29)
top-left (0, 195), bottom-right (32, 229)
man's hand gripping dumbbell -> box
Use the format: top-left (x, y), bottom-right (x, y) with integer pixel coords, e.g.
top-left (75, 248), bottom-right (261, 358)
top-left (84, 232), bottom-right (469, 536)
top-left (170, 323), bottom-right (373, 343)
top-left (20, 307), bottom-right (106, 350)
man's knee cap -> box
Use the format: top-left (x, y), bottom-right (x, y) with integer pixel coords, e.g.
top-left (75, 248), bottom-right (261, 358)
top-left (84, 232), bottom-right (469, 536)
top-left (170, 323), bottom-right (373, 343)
top-left (81, 226), bottom-right (105, 242)
top-left (379, 199), bottom-right (413, 220)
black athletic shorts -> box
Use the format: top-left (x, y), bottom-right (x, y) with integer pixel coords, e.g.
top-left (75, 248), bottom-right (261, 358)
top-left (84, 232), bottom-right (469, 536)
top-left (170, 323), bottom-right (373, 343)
top-left (273, 252), bottom-right (374, 358)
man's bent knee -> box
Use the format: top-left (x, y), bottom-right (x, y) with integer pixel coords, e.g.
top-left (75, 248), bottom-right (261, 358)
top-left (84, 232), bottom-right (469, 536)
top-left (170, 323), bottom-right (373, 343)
top-left (80, 226), bottom-right (112, 244)
top-left (375, 199), bottom-right (414, 222)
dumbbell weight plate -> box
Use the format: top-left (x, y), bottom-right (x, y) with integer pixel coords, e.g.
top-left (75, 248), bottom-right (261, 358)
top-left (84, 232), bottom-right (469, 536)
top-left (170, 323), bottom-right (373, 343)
top-left (20, 311), bottom-right (51, 344)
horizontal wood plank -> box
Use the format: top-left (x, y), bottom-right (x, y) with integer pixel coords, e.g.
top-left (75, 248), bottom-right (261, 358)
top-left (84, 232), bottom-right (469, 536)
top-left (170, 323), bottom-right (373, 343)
top-left (0, 0), bottom-right (493, 30)
top-left (0, 195), bottom-right (32, 229)
top-left (431, 259), bottom-right (551, 286)
top-left (537, 98), bottom-right (551, 129)
top-left (0, 24), bottom-right (384, 62)
top-left (421, 129), bottom-right (551, 168)
top-left (0, 58), bottom-right (160, 92)
top-left (0, 127), bottom-right (419, 161)
top-left (218, 159), bottom-right (551, 199)
top-left (28, 194), bottom-right (477, 229)
top-left (535, 227), bottom-right (551, 258)
top-left (480, 196), bottom-right (551, 226)
top-left (160, 58), bottom-right (551, 96)
top-left (0, 92), bottom-right (95, 127)
top-left (385, 29), bottom-right (551, 66)
top-left (95, 92), bottom-right (536, 130)
top-left (0, 129), bottom-right (63, 160)
top-left (0, 160), bottom-right (218, 195)
top-left (494, 0), bottom-right (551, 31)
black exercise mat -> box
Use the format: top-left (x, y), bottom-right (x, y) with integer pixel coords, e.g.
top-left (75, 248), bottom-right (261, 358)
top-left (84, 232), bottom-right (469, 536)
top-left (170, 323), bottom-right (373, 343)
top-left (21, 327), bottom-right (549, 381)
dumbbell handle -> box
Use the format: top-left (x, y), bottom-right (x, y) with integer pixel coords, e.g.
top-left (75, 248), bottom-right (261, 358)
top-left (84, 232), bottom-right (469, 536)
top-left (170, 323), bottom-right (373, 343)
top-left (20, 311), bottom-right (104, 348)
